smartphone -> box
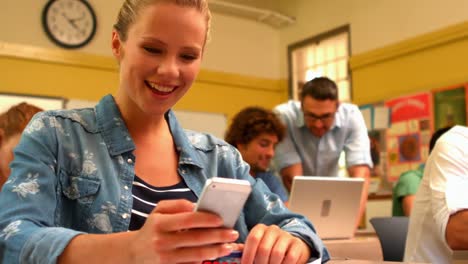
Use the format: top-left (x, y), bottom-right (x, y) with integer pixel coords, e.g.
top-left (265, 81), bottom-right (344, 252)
top-left (195, 177), bottom-right (252, 228)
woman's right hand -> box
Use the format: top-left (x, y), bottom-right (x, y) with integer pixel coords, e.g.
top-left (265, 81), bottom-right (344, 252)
top-left (130, 199), bottom-right (239, 264)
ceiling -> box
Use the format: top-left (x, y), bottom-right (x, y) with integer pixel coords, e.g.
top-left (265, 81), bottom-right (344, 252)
top-left (216, 0), bottom-right (283, 12)
top-left (208, 0), bottom-right (295, 28)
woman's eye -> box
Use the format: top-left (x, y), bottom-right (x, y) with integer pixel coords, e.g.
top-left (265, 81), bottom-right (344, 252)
top-left (180, 54), bottom-right (198, 61)
top-left (144, 47), bottom-right (162, 54)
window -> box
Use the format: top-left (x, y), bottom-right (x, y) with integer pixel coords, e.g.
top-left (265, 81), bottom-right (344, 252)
top-left (288, 25), bottom-right (351, 102)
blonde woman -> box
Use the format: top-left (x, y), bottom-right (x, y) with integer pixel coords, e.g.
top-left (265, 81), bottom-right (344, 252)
top-left (0, 1), bottom-right (328, 263)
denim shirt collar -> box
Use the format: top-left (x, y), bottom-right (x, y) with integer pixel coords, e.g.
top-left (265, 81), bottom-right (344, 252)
top-left (95, 94), bottom-right (203, 168)
top-left (166, 110), bottom-right (204, 169)
top-left (96, 94), bottom-right (135, 156)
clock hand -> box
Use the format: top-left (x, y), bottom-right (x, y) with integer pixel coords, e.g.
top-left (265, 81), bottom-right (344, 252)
top-left (69, 13), bottom-right (85, 23)
top-left (61, 12), bottom-right (85, 35)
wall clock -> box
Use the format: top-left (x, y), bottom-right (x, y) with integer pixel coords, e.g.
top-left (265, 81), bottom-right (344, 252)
top-left (42, 0), bottom-right (97, 49)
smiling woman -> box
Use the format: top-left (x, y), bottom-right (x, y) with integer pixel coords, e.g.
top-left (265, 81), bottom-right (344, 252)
top-left (0, 1), bottom-right (329, 263)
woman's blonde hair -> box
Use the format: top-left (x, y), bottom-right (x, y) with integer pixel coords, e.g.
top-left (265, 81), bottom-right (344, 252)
top-left (114, 0), bottom-right (211, 43)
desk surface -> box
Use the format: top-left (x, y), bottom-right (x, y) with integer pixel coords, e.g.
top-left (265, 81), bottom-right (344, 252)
top-left (328, 260), bottom-right (421, 264)
top-left (324, 234), bottom-right (382, 261)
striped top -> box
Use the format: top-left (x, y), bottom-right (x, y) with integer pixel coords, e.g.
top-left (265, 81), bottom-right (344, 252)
top-left (128, 175), bottom-right (198, 230)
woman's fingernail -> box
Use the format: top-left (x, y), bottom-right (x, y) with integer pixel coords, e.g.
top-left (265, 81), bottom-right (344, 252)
top-left (229, 230), bottom-right (239, 239)
top-left (222, 243), bottom-right (234, 252)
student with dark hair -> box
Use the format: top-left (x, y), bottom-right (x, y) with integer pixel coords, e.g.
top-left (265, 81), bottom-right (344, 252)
top-left (0, 102), bottom-right (43, 189)
top-left (225, 106), bottom-right (288, 202)
top-left (392, 126), bottom-right (453, 216)
top-left (273, 77), bottom-right (372, 226)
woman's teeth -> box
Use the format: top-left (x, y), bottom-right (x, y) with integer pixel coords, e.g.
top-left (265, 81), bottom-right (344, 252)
top-left (148, 82), bottom-right (175, 93)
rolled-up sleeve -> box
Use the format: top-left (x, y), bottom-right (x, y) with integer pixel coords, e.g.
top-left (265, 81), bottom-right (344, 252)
top-left (273, 103), bottom-right (302, 171)
top-left (343, 106), bottom-right (373, 168)
top-left (428, 135), bottom-right (468, 243)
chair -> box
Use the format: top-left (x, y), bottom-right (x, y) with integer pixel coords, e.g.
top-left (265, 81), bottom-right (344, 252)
top-left (370, 216), bottom-right (409, 262)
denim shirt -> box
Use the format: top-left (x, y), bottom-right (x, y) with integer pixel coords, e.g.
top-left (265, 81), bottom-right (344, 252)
top-left (274, 100), bottom-right (372, 176)
top-left (255, 171), bottom-right (289, 202)
top-left (0, 95), bottom-right (329, 263)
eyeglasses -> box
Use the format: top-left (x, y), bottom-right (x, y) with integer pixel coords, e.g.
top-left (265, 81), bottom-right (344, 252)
top-left (303, 112), bottom-right (335, 123)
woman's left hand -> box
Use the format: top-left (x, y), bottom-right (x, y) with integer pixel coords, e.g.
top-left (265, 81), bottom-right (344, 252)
top-left (241, 224), bottom-right (311, 264)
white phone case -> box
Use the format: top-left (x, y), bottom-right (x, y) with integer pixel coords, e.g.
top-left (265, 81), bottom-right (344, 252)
top-left (195, 177), bottom-right (252, 228)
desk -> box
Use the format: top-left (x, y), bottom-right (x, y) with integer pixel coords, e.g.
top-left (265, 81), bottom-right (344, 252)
top-left (328, 260), bottom-right (421, 264)
top-left (324, 234), bottom-right (382, 261)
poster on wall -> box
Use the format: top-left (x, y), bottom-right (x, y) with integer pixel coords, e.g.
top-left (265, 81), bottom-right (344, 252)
top-left (384, 92), bottom-right (433, 182)
top-left (433, 85), bottom-right (467, 130)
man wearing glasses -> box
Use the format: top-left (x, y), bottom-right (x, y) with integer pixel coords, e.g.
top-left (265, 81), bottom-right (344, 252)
top-left (273, 77), bottom-right (372, 225)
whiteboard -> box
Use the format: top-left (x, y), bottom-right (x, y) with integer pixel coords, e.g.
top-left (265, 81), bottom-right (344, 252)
top-left (65, 99), bottom-right (97, 109)
top-left (174, 110), bottom-right (227, 139)
top-left (0, 93), bottom-right (65, 113)
top-left (66, 99), bottom-right (227, 139)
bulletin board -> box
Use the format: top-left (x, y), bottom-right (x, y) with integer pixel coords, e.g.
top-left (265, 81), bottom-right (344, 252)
top-left (359, 103), bottom-right (390, 179)
top-left (359, 103), bottom-right (390, 131)
top-left (433, 84), bottom-right (468, 129)
top-left (0, 92), bottom-right (66, 113)
top-left (175, 110), bottom-right (227, 139)
top-left (384, 92), bottom-right (433, 182)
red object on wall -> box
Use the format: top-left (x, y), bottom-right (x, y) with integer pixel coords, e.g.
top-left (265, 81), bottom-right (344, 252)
top-left (385, 93), bottom-right (431, 122)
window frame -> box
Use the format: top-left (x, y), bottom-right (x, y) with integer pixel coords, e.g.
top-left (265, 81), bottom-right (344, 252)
top-left (287, 24), bottom-right (352, 101)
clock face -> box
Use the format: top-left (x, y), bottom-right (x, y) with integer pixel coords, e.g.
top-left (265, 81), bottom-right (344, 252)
top-left (42, 0), bottom-right (97, 49)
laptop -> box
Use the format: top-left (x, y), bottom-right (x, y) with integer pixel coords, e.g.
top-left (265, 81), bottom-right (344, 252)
top-left (289, 176), bottom-right (364, 240)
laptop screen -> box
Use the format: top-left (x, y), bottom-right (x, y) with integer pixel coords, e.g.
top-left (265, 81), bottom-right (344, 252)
top-left (289, 176), bottom-right (364, 240)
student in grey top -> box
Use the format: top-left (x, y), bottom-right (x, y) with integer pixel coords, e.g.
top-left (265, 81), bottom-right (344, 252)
top-left (274, 77), bottom-right (372, 227)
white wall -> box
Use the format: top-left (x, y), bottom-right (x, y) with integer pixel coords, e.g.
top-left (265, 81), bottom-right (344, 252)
top-left (278, 0), bottom-right (468, 77)
top-left (0, 0), bottom-right (280, 79)
top-left (202, 13), bottom-right (280, 79)
top-left (0, 0), bottom-right (120, 57)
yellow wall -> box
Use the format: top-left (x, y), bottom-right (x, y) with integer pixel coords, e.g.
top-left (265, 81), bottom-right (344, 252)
top-left (4, 20), bottom-right (467, 121)
top-left (350, 21), bottom-right (468, 105)
top-left (0, 42), bottom-right (287, 121)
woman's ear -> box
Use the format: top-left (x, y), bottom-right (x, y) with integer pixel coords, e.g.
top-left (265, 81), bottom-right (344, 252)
top-left (111, 30), bottom-right (122, 60)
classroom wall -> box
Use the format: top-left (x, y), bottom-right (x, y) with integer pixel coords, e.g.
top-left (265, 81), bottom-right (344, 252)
top-left (350, 21), bottom-right (468, 105)
top-left (1, 0), bottom-right (468, 117)
top-left (0, 42), bottom-right (286, 121)
top-left (0, 0), bottom-right (285, 121)
top-left (278, 0), bottom-right (468, 78)
top-left (0, 0), bottom-right (280, 79)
